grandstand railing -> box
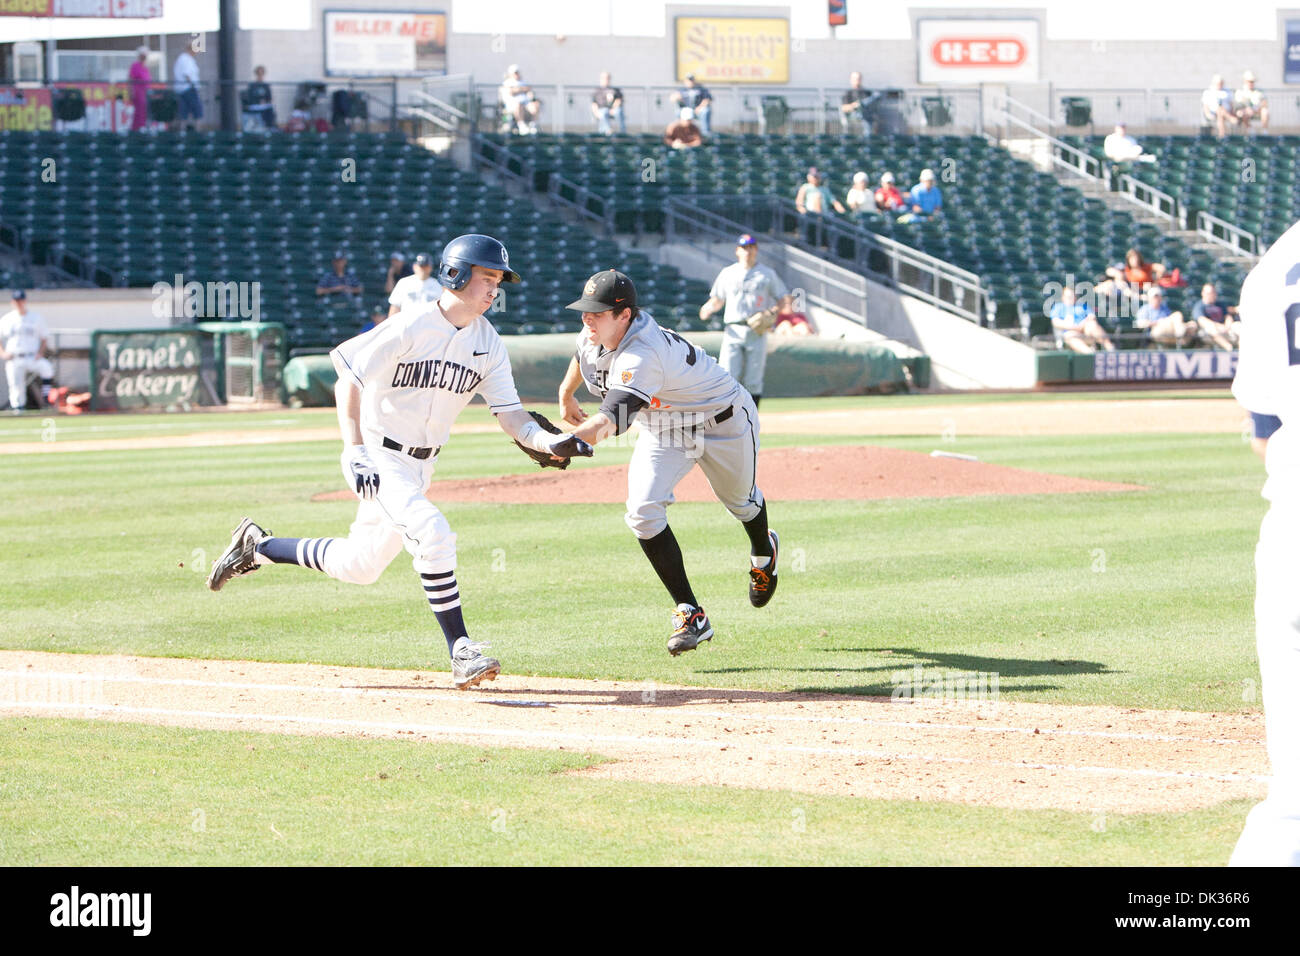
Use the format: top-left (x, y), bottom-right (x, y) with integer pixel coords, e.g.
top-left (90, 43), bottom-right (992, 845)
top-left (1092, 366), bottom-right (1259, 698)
top-left (667, 195), bottom-right (986, 329)
top-left (1054, 87), bottom-right (1300, 133)
top-left (466, 82), bottom-right (984, 136)
top-left (995, 97), bottom-right (1105, 183)
top-left (1116, 172), bottom-right (1178, 225)
top-left (1194, 210), bottom-right (1262, 258)
top-left (663, 199), bottom-right (875, 332)
top-left (470, 135), bottom-right (614, 235)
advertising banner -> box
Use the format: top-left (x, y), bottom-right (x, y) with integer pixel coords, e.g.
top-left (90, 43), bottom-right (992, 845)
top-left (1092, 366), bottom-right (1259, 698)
top-left (323, 9), bottom-right (447, 76)
top-left (675, 16), bottom-right (790, 84)
top-left (917, 18), bottom-right (1040, 84)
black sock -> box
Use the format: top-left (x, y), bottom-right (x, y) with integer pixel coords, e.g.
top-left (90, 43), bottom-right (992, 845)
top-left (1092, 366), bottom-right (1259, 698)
top-left (638, 526), bottom-right (698, 608)
top-left (256, 537), bottom-right (335, 571)
top-left (742, 501), bottom-right (773, 557)
top-left (752, 395), bottom-right (761, 409)
top-left (421, 571), bottom-right (465, 656)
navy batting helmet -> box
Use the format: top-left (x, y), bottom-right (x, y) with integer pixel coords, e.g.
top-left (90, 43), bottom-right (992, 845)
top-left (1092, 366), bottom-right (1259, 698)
top-left (437, 234), bottom-right (521, 290)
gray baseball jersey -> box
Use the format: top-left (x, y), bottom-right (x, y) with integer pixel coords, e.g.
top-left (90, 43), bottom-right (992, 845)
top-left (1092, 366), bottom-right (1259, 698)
top-left (332, 303), bottom-right (522, 450)
top-left (575, 310), bottom-right (744, 434)
top-left (710, 263), bottom-right (789, 325)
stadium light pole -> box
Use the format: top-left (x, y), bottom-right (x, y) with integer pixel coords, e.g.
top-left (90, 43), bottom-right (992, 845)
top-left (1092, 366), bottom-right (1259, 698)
top-left (218, 0), bottom-right (238, 132)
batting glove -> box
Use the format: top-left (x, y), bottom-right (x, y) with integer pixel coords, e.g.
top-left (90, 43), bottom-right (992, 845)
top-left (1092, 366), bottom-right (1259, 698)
top-left (341, 445), bottom-right (381, 500)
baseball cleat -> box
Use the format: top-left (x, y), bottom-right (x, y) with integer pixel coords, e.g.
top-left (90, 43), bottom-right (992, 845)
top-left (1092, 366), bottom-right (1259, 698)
top-left (748, 530), bottom-right (779, 608)
top-left (667, 604), bottom-right (713, 656)
top-left (452, 641), bottom-right (501, 689)
top-left (206, 517), bottom-right (269, 592)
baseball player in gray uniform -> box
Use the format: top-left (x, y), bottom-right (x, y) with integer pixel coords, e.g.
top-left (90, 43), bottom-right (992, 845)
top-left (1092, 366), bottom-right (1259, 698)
top-left (558, 269), bottom-right (778, 655)
top-left (388, 252), bottom-right (440, 317)
top-left (698, 234), bottom-right (792, 408)
top-left (0, 290), bottom-right (55, 413)
top-left (206, 235), bottom-right (591, 689)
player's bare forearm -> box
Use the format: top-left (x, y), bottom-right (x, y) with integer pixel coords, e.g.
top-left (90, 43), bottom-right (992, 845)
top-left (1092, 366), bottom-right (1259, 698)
top-left (334, 378), bottom-right (364, 446)
top-left (558, 357), bottom-right (588, 424)
top-left (699, 296), bottom-right (724, 320)
top-left (571, 411), bottom-right (617, 447)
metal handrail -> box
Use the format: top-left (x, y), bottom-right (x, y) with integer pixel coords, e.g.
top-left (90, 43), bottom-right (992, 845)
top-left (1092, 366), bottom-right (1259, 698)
top-left (1195, 210), bottom-right (1262, 259)
top-left (668, 194), bottom-right (986, 327)
top-left (546, 172), bottom-right (614, 234)
top-left (997, 98), bottom-right (1104, 181)
top-left (1117, 172), bottom-right (1178, 225)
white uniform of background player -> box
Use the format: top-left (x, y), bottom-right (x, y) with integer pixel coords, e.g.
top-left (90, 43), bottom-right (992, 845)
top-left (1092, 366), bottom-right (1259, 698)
top-left (560, 269), bottom-right (779, 656)
top-left (0, 290), bottom-right (55, 412)
top-left (388, 252), bottom-right (441, 317)
top-left (207, 235), bottom-right (590, 688)
top-left (699, 234), bottom-right (791, 408)
top-left (1230, 218), bottom-right (1300, 866)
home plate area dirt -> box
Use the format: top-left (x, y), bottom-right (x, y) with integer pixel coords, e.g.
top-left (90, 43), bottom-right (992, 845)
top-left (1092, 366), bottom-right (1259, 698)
top-left (0, 652), bottom-right (1265, 815)
top-left (311, 445), bottom-right (1143, 505)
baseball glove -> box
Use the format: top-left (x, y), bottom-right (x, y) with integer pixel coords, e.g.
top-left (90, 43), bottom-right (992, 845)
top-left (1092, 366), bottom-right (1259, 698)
top-left (514, 410), bottom-right (593, 470)
top-left (745, 309), bottom-right (776, 334)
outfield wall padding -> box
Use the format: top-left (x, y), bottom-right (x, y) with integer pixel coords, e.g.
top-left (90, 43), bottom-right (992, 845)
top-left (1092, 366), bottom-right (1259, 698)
top-left (284, 333), bottom-right (917, 406)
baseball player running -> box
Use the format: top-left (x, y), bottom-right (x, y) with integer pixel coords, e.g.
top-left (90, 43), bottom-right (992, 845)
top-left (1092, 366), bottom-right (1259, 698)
top-left (558, 269), bottom-right (778, 655)
top-left (388, 252), bottom-right (440, 317)
top-left (0, 290), bottom-right (55, 414)
top-left (1228, 218), bottom-right (1300, 865)
top-left (207, 235), bottom-right (592, 689)
top-left (698, 234), bottom-right (792, 409)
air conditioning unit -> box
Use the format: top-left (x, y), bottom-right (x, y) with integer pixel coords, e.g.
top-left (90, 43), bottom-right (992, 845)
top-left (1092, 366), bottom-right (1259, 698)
top-left (14, 42), bottom-right (44, 87)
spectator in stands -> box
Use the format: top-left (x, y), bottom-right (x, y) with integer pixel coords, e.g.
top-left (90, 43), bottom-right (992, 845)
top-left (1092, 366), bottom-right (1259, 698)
top-left (1192, 282), bottom-right (1240, 350)
top-left (671, 75), bottom-right (712, 135)
top-left (383, 251), bottom-right (411, 296)
top-left (1103, 122), bottom-right (1156, 166)
top-left (129, 46), bottom-right (151, 131)
top-left (773, 310), bottom-right (815, 336)
top-left (1098, 248), bottom-right (1168, 301)
top-left (874, 171), bottom-right (906, 212)
top-left (316, 249), bottom-right (362, 298)
top-left (664, 108), bottom-right (703, 150)
top-left (388, 252), bottom-right (439, 316)
top-left (1234, 70), bottom-right (1269, 133)
top-left (1050, 286), bottom-right (1114, 353)
top-left (173, 46), bottom-right (202, 130)
top-left (591, 71), bottom-right (625, 135)
top-left (898, 168), bottom-right (942, 223)
top-left (845, 172), bottom-right (876, 215)
top-left (245, 65), bottom-right (276, 129)
top-left (1135, 287), bottom-right (1198, 347)
top-left (1202, 74), bottom-right (1238, 138)
top-left (361, 305), bottom-right (387, 334)
top-left (500, 64), bottom-right (541, 135)
top-left (839, 71), bottom-right (877, 136)
top-left (795, 168), bottom-right (846, 247)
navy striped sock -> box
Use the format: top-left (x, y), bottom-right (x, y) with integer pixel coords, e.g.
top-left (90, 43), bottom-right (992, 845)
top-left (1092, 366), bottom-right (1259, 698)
top-left (256, 537), bottom-right (334, 572)
top-left (422, 571), bottom-right (465, 656)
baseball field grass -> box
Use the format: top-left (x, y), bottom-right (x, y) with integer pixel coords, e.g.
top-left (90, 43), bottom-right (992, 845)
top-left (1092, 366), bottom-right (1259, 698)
top-left (0, 391), bottom-right (1267, 865)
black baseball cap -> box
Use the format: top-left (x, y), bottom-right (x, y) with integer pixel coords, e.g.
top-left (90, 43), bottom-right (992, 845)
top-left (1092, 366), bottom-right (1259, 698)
top-left (11, 289), bottom-right (26, 300)
top-left (566, 269), bottom-right (637, 313)
top-left (413, 252), bottom-right (433, 266)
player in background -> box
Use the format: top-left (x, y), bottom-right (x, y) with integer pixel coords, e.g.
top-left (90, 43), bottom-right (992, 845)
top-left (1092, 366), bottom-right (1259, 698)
top-left (0, 290), bottom-right (56, 414)
top-left (1228, 217), bottom-right (1300, 866)
top-left (698, 235), bottom-right (792, 409)
top-left (558, 269), bottom-right (778, 656)
top-left (207, 235), bottom-right (591, 689)
top-left (388, 252), bottom-right (440, 317)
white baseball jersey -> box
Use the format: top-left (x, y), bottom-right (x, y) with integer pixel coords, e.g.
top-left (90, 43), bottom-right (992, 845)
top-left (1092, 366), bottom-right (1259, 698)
top-left (332, 303), bottom-right (522, 450)
top-left (1232, 218), bottom-right (1300, 508)
top-left (709, 263), bottom-right (789, 325)
top-left (388, 274), bottom-right (441, 310)
top-left (0, 308), bottom-right (48, 357)
top-left (575, 310), bottom-right (744, 435)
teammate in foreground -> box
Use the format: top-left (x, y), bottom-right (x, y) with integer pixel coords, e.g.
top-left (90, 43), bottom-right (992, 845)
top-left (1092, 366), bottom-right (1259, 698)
top-left (207, 235), bottom-right (591, 688)
top-left (558, 269), bottom-right (778, 656)
top-left (1228, 217), bottom-right (1300, 866)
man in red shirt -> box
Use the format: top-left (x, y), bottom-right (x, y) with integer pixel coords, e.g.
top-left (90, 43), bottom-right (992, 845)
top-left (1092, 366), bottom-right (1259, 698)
top-left (874, 172), bottom-right (906, 211)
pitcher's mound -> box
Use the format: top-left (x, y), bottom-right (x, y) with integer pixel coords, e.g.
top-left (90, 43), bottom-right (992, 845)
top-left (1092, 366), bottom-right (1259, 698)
top-left (312, 445), bottom-right (1141, 504)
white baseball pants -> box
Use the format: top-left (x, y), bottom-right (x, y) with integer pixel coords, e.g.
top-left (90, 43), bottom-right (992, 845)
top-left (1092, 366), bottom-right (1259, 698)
top-left (1230, 504), bottom-right (1300, 866)
top-left (315, 445), bottom-right (458, 585)
top-left (5, 356), bottom-right (54, 410)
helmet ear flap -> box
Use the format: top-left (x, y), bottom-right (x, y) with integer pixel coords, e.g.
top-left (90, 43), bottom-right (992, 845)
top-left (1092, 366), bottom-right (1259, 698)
top-left (438, 260), bottom-right (469, 290)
